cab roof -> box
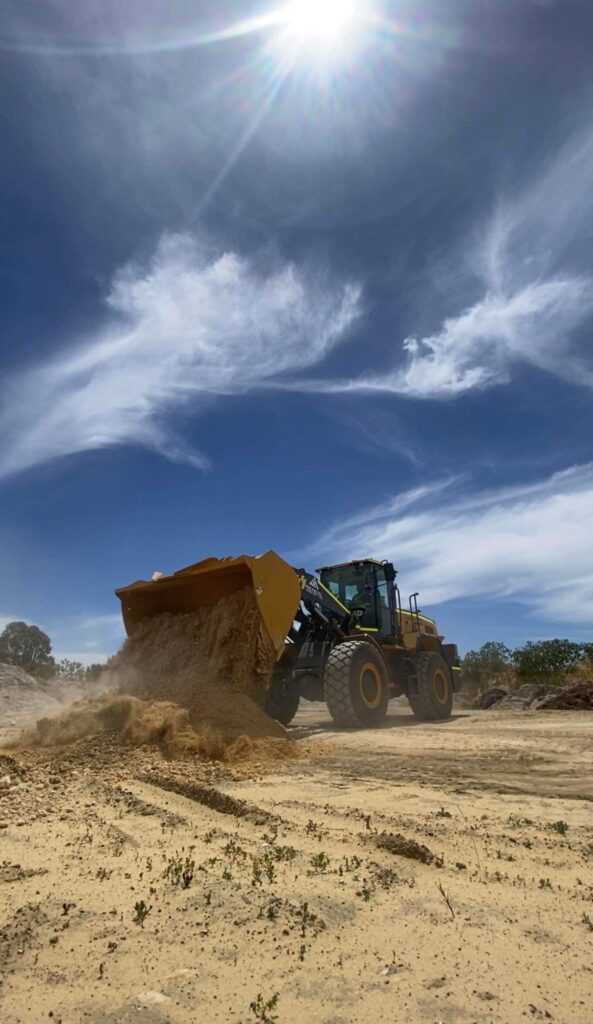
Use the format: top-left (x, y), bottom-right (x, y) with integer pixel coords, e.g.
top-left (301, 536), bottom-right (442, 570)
top-left (317, 559), bottom-right (382, 572)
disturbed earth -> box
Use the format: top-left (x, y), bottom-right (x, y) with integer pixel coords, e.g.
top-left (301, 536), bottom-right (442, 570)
top-left (1, 703), bottom-right (593, 1023)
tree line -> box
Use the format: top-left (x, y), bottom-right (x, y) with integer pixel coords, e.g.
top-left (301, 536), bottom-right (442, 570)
top-left (0, 620), bottom-right (106, 682)
top-left (462, 638), bottom-right (593, 693)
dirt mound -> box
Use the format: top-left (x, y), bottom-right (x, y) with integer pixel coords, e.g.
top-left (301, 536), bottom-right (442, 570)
top-left (374, 832), bottom-right (441, 866)
top-left (16, 589), bottom-right (290, 762)
top-left (535, 679), bottom-right (593, 710)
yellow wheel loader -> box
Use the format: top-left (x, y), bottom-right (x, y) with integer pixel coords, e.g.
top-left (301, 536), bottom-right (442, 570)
top-left (116, 551), bottom-right (461, 729)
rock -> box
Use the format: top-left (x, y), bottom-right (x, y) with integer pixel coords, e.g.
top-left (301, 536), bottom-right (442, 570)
top-left (136, 991), bottom-right (170, 1006)
top-left (473, 688), bottom-right (507, 709)
top-left (0, 774), bottom-right (12, 788)
top-left (495, 683), bottom-right (557, 710)
top-left (535, 679), bottom-right (593, 710)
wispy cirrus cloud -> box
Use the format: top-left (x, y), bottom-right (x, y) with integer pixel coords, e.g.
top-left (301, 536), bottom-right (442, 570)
top-left (0, 233), bottom-right (361, 480)
top-left (311, 463), bottom-right (593, 623)
top-left (301, 122), bottom-right (593, 398)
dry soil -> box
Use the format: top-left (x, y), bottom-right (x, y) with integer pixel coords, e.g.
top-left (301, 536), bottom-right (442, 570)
top-left (1, 702), bottom-right (592, 1023)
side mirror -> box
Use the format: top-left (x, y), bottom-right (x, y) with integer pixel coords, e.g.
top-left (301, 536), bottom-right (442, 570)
top-left (383, 563), bottom-right (396, 583)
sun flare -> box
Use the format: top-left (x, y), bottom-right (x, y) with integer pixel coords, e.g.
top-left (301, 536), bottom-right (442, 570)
top-left (284, 0), bottom-right (356, 42)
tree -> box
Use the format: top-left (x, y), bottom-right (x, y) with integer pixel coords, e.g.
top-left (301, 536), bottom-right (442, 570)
top-left (55, 658), bottom-right (86, 682)
top-left (0, 620), bottom-right (55, 678)
top-left (84, 663), bottom-right (106, 682)
top-left (462, 641), bottom-right (513, 693)
top-left (512, 639), bottom-right (586, 679)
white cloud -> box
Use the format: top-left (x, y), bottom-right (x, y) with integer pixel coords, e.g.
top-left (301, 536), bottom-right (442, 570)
top-left (312, 463), bottom-right (593, 624)
top-left (298, 122), bottom-right (593, 398)
top-left (0, 233), bottom-right (361, 479)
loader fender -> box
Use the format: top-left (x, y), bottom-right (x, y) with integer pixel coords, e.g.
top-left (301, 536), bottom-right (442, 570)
top-left (441, 643), bottom-right (462, 691)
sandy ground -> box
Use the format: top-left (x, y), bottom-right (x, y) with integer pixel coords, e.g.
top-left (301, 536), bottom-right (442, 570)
top-left (1, 702), bottom-right (593, 1023)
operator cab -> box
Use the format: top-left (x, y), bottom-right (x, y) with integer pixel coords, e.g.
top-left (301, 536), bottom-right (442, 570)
top-left (318, 559), bottom-right (398, 638)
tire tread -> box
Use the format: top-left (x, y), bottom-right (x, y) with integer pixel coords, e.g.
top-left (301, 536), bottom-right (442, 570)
top-left (408, 652), bottom-right (452, 721)
top-left (325, 640), bottom-right (379, 727)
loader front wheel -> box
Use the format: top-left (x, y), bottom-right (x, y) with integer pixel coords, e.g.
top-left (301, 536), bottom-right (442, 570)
top-left (324, 640), bottom-right (389, 727)
top-left (264, 679), bottom-right (300, 727)
top-left (408, 652), bottom-right (453, 721)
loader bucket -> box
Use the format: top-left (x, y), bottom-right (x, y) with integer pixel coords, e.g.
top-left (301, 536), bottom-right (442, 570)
top-left (115, 550), bottom-right (302, 659)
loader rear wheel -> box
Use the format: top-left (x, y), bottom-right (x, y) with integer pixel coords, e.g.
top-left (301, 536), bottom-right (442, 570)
top-left (408, 652), bottom-right (453, 721)
top-left (324, 640), bottom-right (389, 727)
top-left (264, 679), bottom-right (300, 727)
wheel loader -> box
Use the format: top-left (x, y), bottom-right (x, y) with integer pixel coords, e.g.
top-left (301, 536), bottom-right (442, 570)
top-left (116, 550), bottom-right (461, 728)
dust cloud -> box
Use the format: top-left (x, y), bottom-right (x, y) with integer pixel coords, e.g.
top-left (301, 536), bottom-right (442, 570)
top-left (17, 589), bottom-right (294, 762)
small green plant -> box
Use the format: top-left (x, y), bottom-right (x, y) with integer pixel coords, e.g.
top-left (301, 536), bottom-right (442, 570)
top-left (222, 866), bottom-right (232, 881)
top-left (205, 890), bottom-right (211, 906)
top-left (224, 838), bottom-right (247, 861)
top-left (306, 820), bottom-right (320, 836)
top-left (297, 901), bottom-right (312, 937)
top-left (133, 900), bottom-right (152, 926)
top-left (436, 807), bottom-right (452, 819)
top-left (539, 878), bottom-right (553, 890)
top-left (252, 859), bottom-right (263, 886)
top-left (310, 852), bottom-right (330, 872)
top-left (264, 858), bottom-right (276, 884)
top-left (496, 850), bottom-right (516, 862)
top-left (266, 898), bottom-right (281, 921)
top-left (96, 867), bottom-right (112, 881)
top-left (249, 992), bottom-right (279, 1023)
top-left (163, 850), bottom-right (195, 889)
top-left (204, 830), bottom-right (216, 844)
top-left (359, 884), bottom-right (373, 902)
top-left (270, 845), bottom-right (297, 863)
top-left (373, 866), bottom-right (399, 890)
top-left (342, 855), bottom-right (362, 872)
top-left (299, 943), bottom-right (306, 961)
top-left (523, 839), bottom-right (533, 850)
top-left (582, 912), bottom-right (593, 932)
top-left (548, 820), bottom-right (569, 836)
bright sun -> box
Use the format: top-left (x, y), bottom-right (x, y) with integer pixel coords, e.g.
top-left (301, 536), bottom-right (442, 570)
top-left (284, 0), bottom-right (356, 41)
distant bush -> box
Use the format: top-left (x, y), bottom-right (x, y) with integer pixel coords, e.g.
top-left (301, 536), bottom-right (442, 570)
top-left (461, 641), bottom-right (515, 695)
top-left (55, 658), bottom-right (86, 681)
top-left (54, 659), bottom-right (107, 683)
top-left (462, 638), bottom-right (593, 694)
top-left (512, 640), bottom-right (593, 680)
top-left (84, 662), bottom-right (106, 682)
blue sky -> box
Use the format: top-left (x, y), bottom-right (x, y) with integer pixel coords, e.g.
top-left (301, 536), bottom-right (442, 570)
top-left (1, 0), bottom-right (593, 663)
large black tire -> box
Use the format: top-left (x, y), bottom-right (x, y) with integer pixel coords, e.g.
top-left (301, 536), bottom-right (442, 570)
top-left (408, 652), bottom-right (453, 721)
top-left (264, 680), bottom-right (300, 726)
top-left (324, 640), bottom-right (389, 727)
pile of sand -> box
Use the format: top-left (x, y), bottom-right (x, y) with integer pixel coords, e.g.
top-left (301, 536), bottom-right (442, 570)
top-left (17, 589), bottom-right (292, 762)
